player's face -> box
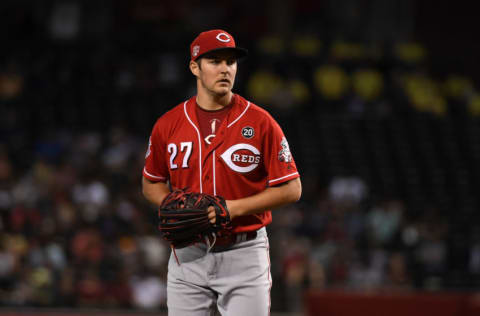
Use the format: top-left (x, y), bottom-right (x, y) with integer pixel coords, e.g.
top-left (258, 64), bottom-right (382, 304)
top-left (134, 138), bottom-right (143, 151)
top-left (196, 51), bottom-right (237, 97)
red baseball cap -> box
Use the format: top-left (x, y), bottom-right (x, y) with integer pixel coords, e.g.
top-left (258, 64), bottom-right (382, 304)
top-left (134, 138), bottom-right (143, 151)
top-left (190, 29), bottom-right (248, 61)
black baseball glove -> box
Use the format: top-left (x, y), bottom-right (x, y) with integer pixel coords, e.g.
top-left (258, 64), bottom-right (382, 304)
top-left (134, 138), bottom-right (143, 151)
top-left (158, 188), bottom-right (232, 248)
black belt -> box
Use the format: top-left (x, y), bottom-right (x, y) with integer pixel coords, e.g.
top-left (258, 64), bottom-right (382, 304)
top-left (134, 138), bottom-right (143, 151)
top-left (206, 230), bottom-right (258, 248)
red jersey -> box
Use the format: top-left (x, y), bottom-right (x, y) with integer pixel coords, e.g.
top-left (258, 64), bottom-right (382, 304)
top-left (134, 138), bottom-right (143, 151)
top-left (143, 94), bottom-right (300, 233)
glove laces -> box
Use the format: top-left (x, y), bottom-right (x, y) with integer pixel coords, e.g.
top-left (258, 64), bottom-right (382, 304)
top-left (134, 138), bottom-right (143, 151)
top-left (171, 244), bottom-right (180, 266)
top-left (205, 232), bottom-right (217, 253)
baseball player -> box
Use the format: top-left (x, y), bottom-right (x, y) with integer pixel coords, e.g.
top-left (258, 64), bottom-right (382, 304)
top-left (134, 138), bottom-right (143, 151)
top-left (142, 29), bottom-right (302, 316)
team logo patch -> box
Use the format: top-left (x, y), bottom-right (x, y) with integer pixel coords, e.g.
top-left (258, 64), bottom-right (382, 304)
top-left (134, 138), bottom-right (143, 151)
top-left (241, 126), bottom-right (255, 139)
top-left (278, 137), bottom-right (292, 163)
top-left (192, 45), bottom-right (200, 57)
top-left (221, 143), bottom-right (261, 173)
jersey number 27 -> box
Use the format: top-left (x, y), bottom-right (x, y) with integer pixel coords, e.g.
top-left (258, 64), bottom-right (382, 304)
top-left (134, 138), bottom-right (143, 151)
top-left (168, 142), bottom-right (193, 169)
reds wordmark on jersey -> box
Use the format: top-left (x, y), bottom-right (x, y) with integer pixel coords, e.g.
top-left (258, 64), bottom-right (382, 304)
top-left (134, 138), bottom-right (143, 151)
top-left (143, 94), bottom-right (299, 233)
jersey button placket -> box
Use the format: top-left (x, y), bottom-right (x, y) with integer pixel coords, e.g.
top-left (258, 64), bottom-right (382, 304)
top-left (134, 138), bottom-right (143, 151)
top-left (202, 159), bottom-right (212, 194)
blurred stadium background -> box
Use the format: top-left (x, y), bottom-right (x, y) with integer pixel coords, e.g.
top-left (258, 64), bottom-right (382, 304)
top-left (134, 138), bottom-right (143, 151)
top-left (1, 0), bottom-right (480, 315)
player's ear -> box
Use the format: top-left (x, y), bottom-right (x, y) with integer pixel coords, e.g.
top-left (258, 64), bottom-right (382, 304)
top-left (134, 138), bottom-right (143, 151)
top-left (190, 60), bottom-right (200, 77)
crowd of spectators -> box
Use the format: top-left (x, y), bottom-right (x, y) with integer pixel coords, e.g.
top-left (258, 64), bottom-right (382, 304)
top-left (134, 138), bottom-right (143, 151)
top-left (1, 0), bottom-right (480, 313)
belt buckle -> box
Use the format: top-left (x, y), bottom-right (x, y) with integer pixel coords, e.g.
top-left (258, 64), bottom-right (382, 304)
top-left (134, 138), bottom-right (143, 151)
top-left (236, 231), bottom-right (257, 243)
top-left (235, 232), bottom-right (250, 243)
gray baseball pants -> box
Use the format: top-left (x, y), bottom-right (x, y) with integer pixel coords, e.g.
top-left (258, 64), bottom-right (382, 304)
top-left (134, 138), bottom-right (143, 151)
top-left (166, 227), bottom-right (271, 316)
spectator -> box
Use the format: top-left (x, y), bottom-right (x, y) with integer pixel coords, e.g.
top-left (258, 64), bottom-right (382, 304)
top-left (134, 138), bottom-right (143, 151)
top-left (130, 269), bottom-right (167, 310)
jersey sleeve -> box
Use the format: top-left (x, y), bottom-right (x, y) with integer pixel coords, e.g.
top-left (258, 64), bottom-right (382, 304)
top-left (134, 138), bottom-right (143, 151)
top-left (143, 120), bottom-right (169, 182)
top-left (262, 116), bottom-right (300, 186)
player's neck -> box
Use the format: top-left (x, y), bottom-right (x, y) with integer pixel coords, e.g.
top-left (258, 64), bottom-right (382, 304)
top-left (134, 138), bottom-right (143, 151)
top-left (196, 90), bottom-right (233, 111)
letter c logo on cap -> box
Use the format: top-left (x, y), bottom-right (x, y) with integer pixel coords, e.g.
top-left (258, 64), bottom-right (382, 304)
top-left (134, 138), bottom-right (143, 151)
top-left (216, 33), bottom-right (231, 43)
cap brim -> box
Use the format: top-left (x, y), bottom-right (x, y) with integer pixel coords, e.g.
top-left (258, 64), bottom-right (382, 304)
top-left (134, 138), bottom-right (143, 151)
top-left (195, 47), bottom-right (248, 61)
